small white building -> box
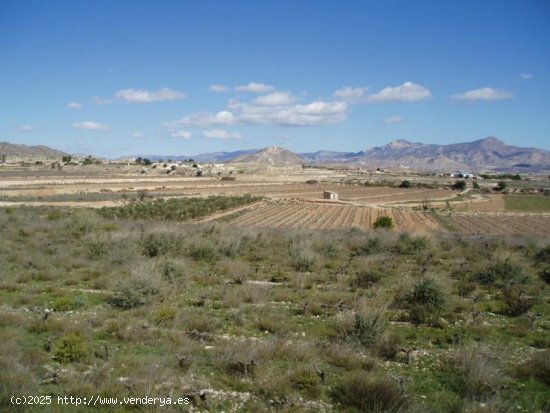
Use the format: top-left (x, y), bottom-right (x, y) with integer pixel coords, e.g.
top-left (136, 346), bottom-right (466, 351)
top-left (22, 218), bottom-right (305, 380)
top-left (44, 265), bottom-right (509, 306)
top-left (323, 191), bottom-right (338, 200)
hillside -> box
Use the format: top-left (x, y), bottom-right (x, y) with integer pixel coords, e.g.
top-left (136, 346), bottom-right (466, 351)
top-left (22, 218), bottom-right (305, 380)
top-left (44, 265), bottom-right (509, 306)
top-left (0, 142), bottom-right (66, 159)
top-left (232, 146), bottom-right (305, 166)
top-left (302, 137), bottom-right (550, 172)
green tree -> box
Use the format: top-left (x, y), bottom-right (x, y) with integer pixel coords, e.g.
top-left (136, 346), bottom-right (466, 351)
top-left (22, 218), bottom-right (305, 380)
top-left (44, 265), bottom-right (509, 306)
top-left (453, 180), bottom-right (466, 190)
top-left (496, 181), bottom-right (507, 191)
top-left (373, 216), bottom-right (394, 229)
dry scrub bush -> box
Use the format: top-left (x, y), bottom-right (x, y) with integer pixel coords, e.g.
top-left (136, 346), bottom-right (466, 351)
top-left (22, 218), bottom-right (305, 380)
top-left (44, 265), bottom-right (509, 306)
top-left (176, 309), bottom-right (221, 334)
top-left (336, 310), bottom-right (387, 348)
top-left (331, 371), bottom-right (408, 413)
top-left (323, 342), bottom-right (375, 370)
top-left (107, 268), bottom-right (164, 309)
top-left (395, 278), bottom-right (445, 325)
top-left (441, 345), bottom-right (503, 401)
top-left (517, 350), bottom-right (550, 385)
top-left (287, 236), bottom-right (318, 272)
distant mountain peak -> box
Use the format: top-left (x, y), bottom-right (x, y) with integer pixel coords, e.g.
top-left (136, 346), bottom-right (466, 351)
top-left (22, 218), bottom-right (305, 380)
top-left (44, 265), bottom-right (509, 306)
top-left (387, 139), bottom-right (414, 149)
top-left (233, 146), bottom-right (304, 166)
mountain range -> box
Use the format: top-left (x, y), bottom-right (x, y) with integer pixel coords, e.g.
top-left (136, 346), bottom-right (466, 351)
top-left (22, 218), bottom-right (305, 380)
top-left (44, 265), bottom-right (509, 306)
top-left (3, 137), bottom-right (550, 172)
top-left (0, 142), bottom-right (67, 159)
top-left (301, 137), bottom-right (550, 172)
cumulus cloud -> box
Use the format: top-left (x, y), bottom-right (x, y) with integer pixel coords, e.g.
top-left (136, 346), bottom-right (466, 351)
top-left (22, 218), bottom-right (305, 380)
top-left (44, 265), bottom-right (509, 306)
top-left (202, 129), bottom-right (242, 139)
top-left (384, 116), bottom-right (405, 124)
top-left (253, 91), bottom-right (296, 106)
top-left (452, 87), bottom-right (513, 101)
top-left (518, 73), bottom-right (533, 80)
top-left (171, 110), bottom-right (238, 128)
top-left (235, 82), bottom-right (274, 93)
top-left (132, 132), bottom-right (145, 139)
top-left (67, 102), bottom-right (82, 109)
top-left (18, 125), bottom-right (33, 132)
top-left (72, 121), bottom-right (111, 131)
top-left (171, 130), bottom-right (192, 139)
top-left (369, 81), bottom-right (432, 102)
top-left (334, 86), bottom-right (369, 102)
top-left (228, 99), bottom-right (348, 126)
top-left (116, 88), bottom-right (186, 103)
top-left (209, 84), bottom-right (230, 92)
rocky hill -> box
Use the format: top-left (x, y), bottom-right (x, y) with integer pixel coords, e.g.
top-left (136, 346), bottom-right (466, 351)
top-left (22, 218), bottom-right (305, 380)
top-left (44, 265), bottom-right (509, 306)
top-left (232, 146), bottom-right (305, 167)
top-left (0, 142), bottom-right (66, 160)
top-left (302, 137), bottom-right (550, 172)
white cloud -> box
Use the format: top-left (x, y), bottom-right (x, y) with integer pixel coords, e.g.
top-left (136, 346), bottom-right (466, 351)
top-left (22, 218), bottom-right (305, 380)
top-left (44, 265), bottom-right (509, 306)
top-left (171, 130), bottom-right (192, 139)
top-left (116, 88), bottom-right (186, 103)
top-left (452, 87), bottom-right (513, 101)
top-left (518, 73), bottom-right (533, 80)
top-left (18, 125), bottom-right (33, 132)
top-left (202, 129), bottom-right (242, 139)
top-left (92, 96), bottom-right (114, 105)
top-left (334, 86), bottom-right (369, 101)
top-left (132, 132), bottom-right (145, 139)
top-left (209, 84), bottom-right (230, 92)
top-left (228, 99), bottom-right (348, 126)
top-left (72, 121), bottom-right (111, 131)
top-left (384, 116), bottom-right (405, 124)
top-left (235, 82), bottom-right (274, 93)
top-left (170, 110), bottom-right (238, 128)
top-left (369, 81), bottom-right (432, 102)
top-left (253, 91), bottom-right (296, 106)
top-left (67, 102), bottom-right (82, 109)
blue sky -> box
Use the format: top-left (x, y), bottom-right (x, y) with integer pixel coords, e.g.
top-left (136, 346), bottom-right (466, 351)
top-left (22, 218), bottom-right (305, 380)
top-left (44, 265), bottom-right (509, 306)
top-left (1, 0), bottom-right (549, 157)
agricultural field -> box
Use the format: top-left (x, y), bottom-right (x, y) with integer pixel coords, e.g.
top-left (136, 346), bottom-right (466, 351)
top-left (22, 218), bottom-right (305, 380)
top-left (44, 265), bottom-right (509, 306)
top-left (436, 213), bottom-right (550, 237)
top-left (0, 201), bottom-right (549, 413)
top-left (229, 201), bottom-right (441, 233)
top-left (504, 195), bottom-right (550, 213)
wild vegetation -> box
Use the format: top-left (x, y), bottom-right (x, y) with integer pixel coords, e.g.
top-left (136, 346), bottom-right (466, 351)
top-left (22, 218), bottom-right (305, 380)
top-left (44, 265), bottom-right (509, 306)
top-left (0, 200), bottom-right (548, 412)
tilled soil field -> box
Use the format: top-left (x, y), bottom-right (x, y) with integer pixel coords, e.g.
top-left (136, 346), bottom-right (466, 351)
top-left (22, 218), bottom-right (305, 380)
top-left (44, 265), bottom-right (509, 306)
top-left (438, 212), bottom-right (550, 236)
top-left (229, 201), bottom-right (442, 232)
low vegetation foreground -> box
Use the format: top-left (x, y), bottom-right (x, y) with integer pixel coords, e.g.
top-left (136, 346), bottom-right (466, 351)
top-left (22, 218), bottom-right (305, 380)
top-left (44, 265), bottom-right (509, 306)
top-left (0, 196), bottom-right (549, 412)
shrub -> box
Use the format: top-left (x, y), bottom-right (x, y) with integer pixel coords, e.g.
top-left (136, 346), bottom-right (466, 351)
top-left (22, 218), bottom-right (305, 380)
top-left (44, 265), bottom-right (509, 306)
top-left (517, 350), bottom-right (550, 385)
top-left (287, 237), bottom-right (318, 272)
top-left (287, 368), bottom-right (321, 397)
top-left (399, 180), bottom-right (411, 188)
top-left (378, 332), bottom-right (404, 360)
top-left (393, 233), bottom-right (428, 254)
top-left (186, 240), bottom-right (219, 262)
top-left (441, 345), bottom-right (502, 400)
top-left (373, 216), bottom-right (394, 229)
top-left (453, 180), bottom-right (466, 190)
top-left (495, 181), bottom-right (507, 191)
top-left (399, 278), bottom-right (445, 324)
top-left (153, 307), bottom-right (177, 326)
top-left (53, 333), bottom-right (89, 363)
top-left (331, 371), bottom-right (408, 413)
top-left (501, 286), bottom-right (535, 316)
top-left (47, 209), bottom-right (63, 221)
top-left (340, 312), bottom-right (386, 348)
top-left (52, 296), bottom-right (82, 312)
top-left (474, 259), bottom-right (528, 286)
top-left (141, 232), bottom-right (175, 258)
top-left (107, 273), bottom-right (161, 309)
top-left (535, 246), bottom-right (550, 265)
top-left (351, 266), bottom-right (384, 288)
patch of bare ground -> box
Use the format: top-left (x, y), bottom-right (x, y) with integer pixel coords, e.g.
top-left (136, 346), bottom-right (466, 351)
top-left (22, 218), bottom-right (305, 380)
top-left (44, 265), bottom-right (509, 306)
top-left (453, 194), bottom-right (506, 212)
top-left (438, 211), bottom-right (550, 236)
top-left (228, 200), bottom-right (442, 233)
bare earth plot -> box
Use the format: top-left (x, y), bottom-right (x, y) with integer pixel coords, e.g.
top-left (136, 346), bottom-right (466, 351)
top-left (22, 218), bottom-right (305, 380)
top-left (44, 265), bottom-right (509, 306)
top-left (453, 194), bottom-right (506, 213)
top-left (229, 200), bottom-right (442, 233)
top-left (437, 212), bottom-right (550, 236)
